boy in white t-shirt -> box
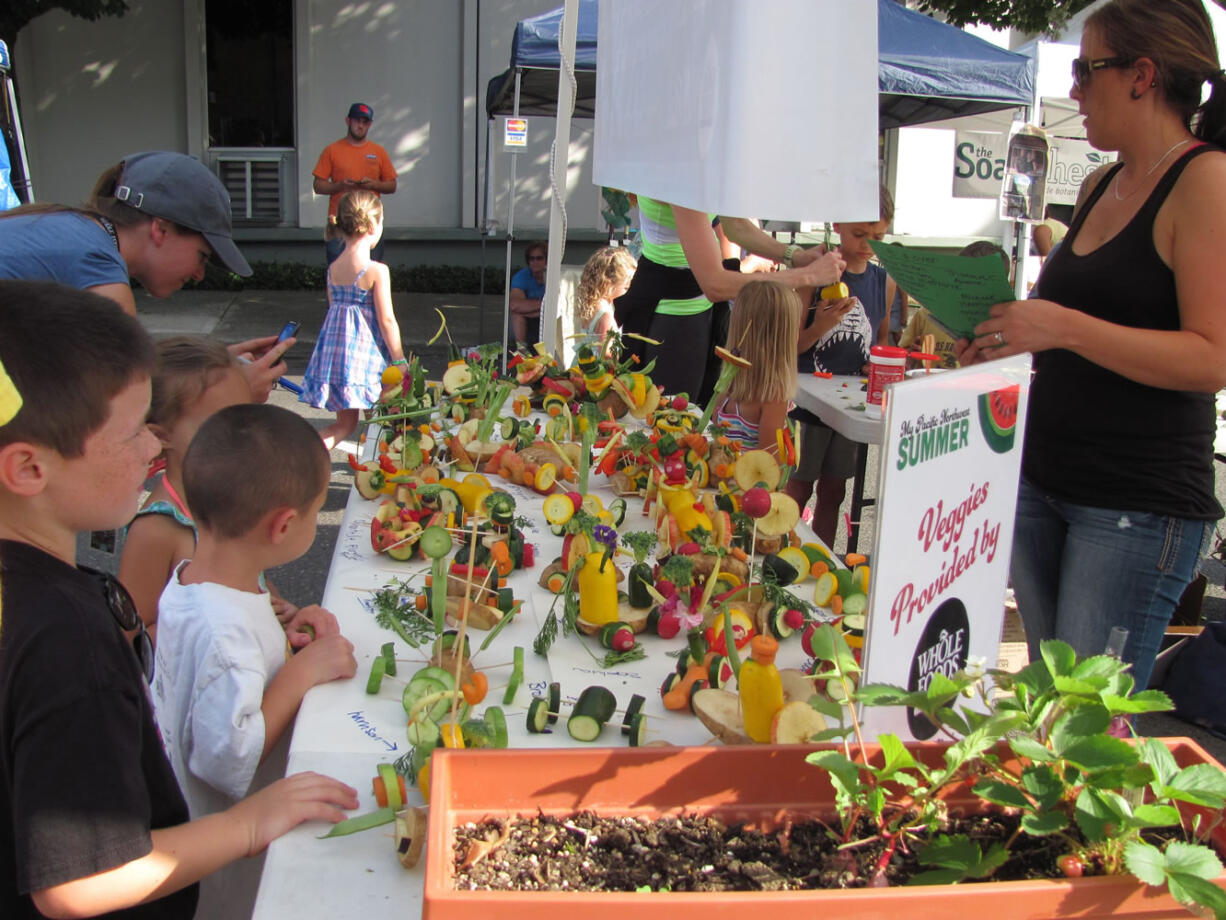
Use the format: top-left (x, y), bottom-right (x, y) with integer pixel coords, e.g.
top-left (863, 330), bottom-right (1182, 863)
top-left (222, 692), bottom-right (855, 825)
top-left (153, 403), bottom-right (356, 920)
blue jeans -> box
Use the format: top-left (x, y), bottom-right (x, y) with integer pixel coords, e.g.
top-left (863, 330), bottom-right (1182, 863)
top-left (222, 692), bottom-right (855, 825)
top-left (1010, 477), bottom-right (1213, 691)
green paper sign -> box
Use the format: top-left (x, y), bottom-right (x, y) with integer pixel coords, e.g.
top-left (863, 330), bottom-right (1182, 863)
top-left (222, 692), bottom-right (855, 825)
top-left (868, 240), bottom-right (1016, 341)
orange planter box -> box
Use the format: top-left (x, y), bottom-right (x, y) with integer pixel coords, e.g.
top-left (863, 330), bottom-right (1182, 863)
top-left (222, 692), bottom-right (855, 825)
top-left (424, 740), bottom-right (1226, 920)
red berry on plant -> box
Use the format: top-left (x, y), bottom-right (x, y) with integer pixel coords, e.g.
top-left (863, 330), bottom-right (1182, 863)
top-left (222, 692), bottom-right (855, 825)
top-left (1058, 855), bottom-right (1084, 878)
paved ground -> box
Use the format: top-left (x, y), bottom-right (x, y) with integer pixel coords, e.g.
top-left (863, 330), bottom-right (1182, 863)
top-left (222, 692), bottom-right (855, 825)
top-left (79, 286), bottom-right (1226, 762)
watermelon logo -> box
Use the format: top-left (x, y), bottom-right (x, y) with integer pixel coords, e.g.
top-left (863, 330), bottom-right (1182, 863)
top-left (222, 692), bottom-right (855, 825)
top-left (977, 384), bottom-right (1019, 454)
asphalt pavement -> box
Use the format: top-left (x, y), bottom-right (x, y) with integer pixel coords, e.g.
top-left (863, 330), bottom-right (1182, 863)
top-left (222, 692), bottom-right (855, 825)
top-left (75, 286), bottom-right (1226, 761)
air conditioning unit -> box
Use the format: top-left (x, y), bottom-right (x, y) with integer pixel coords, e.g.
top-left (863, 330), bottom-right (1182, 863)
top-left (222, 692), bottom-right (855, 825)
top-left (209, 148), bottom-right (296, 226)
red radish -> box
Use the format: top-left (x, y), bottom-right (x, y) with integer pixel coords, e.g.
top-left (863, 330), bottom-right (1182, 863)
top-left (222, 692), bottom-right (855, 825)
top-left (783, 609), bottom-right (805, 630)
top-left (656, 579), bottom-right (676, 598)
top-left (656, 611), bottom-right (682, 639)
top-left (740, 486), bottom-right (771, 519)
top-left (801, 622), bottom-right (819, 658)
top-left (522, 543), bottom-right (534, 567)
top-left (566, 491), bottom-right (584, 512)
top-left (675, 541), bottom-right (701, 556)
top-left (670, 395), bottom-right (688, 410)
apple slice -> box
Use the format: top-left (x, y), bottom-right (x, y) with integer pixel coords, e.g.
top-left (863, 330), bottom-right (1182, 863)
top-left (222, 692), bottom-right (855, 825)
top-left (756, 492), bottom-right (800, 537)
top-left (770, 700), bottom-right (827, 744)
top-left (733, 450), bottom-right (781, 492)
top-left (441, 362), bottom-right (473, 394)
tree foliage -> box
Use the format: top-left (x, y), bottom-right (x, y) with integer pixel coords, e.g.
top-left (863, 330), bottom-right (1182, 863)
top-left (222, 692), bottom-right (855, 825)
top-left (1, 1), bottom-right (129, 49)
top-left (914, 0), bottom-right (1097, 37)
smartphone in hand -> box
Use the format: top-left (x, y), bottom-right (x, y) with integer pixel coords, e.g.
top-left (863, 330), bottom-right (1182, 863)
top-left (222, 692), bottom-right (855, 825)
top-left (277, 321), bottom-right (300, 343)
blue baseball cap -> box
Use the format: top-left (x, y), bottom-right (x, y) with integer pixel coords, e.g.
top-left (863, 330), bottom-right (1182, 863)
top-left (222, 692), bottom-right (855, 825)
top-left (347, 102), bottom-right (374, 121)
top-left (114, 151), bottom-right (252, 277)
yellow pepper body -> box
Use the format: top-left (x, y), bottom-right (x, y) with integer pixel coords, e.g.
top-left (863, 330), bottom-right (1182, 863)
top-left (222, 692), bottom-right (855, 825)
top-left (577, 551), bottom-right (619, 626)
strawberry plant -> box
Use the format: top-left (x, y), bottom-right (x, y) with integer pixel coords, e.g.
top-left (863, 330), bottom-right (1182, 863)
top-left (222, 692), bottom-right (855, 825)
top-left (803, 624), bottom-right (1226, 917)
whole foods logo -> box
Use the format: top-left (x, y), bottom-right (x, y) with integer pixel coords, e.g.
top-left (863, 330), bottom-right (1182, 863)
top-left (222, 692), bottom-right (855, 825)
top-left (977, 384), bottom-right (1019, 454)
top-left (907, 597), bottom-right (969, 740)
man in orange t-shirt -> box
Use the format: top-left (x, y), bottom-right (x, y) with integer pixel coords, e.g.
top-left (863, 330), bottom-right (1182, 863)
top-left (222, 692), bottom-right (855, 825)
top-left (312, 102), bottom-right (397, 264)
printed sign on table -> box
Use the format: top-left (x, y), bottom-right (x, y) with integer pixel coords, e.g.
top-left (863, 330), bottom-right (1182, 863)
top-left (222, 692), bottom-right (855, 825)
top-left (952, 131), bottom-right (1006, 199)
top-left (858, 356), bottom-right (1032, 741)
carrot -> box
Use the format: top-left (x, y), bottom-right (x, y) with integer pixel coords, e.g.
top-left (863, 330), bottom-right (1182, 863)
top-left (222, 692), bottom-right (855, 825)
top-left (830, 594), bottom-right (844, 616)
top-left (419, 466), bottom-right (440, 484)
top-left (461, 671), bottom-right (489, 705)
top-left (489, 541), bottom-right (513, 577)
top-left (415, 592), bottom-right (429, 611)
top-left (372, 773), bottom-right (408, 809)
top-left (728, 546), bottom-right (749, 563)
top-left (845, 552), bottom-right (868, 567)
top-left (810, 560), bottom-right (829, 579)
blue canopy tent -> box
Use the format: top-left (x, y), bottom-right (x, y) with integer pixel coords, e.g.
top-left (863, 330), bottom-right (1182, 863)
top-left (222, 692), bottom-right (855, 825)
top-left (484, 0), bottom-right (1034, 127)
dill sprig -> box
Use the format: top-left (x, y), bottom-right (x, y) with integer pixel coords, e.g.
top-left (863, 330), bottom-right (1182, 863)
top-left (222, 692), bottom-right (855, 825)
top-left (370, 577), bottom-right (436, 648)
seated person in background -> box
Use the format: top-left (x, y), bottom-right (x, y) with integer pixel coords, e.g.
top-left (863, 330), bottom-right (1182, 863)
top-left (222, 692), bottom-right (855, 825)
top-left (574, 246), bottom-right (636, 353)
top-left (153, 403), bottom-right (356, 920)
top-left (1033, 205), bottom-right (1069, 260)
top-left (900, 241), bottom-right (1010, 370)
top-left (510, 240), bottom-right (548, 347)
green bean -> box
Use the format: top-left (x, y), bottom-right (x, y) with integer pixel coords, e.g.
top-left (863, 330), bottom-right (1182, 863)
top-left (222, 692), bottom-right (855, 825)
top-left (317, 806), bottom-right (397, 838)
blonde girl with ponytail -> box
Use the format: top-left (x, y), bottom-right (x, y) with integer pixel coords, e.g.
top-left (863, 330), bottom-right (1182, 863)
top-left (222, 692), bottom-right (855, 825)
top-left (300, 190), bottom-right (406, 449)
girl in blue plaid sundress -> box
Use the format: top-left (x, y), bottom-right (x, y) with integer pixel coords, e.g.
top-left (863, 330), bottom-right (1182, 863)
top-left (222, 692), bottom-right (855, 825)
top-left (300, 190), bottom-right (405, 448)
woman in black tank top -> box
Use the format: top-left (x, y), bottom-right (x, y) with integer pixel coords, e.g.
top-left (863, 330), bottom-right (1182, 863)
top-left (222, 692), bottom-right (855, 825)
top-left (954, 0), bottom-right (1226, 693)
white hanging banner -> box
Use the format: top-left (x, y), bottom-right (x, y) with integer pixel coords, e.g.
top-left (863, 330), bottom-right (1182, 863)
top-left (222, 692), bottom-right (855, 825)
top-left (1046, 137), bottom-right (1116, 206)
top-left (858, 356), bottom-right (1032, 741)
top-left (593, 0), bottom-right (879, 222)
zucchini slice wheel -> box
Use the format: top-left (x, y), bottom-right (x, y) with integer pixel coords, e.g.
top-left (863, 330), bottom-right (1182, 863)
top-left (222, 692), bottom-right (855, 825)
top-left (547, 681), bottom-right (562, 724)
top-left (621, 694), bottom-right (646, 735)
top-left (526, 697), bottom-right (551, 733)
top-left (625, 712), bottom-right (647, 747)
top-left (567, 685), bottom-right (617, 742)
top-left (502, 646), bottom-right (524, 705)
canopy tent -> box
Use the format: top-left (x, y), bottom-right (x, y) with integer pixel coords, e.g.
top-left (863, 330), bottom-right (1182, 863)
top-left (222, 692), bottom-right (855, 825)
top-left (484, 0), bottom-right (1034, 127)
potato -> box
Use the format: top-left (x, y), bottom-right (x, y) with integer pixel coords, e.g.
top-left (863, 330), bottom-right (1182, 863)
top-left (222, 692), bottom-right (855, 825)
top-left (596, 391), bottom-right (628, 418)
top-left (429, 646), bottom-right (474, 687)
top-left (444, 596), bottom-right (503, 631)
top-left (576, 601), bottom-right (650, 637)
top-left (395, 807), bottom-right (428, 869)
top-left (692, 688), bottom-right (752, 745)
top-left (689, 552), bottom-right (748, 585)
top-left (769, 700), bottom-right (828, 744)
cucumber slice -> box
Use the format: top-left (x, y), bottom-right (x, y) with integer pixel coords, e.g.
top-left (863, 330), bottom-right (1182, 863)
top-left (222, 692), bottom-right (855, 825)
top-left (459, 718), bottom-right (493, 749)
top-left (365, 656), bottom-right (387, 694)
top-left (406, 717), bottom-right (440, 748)
top-left (707, 654), bottom-right (730, 689)
top-left (496, 587), bottom-right (515, 613)
top-left (500, 417), bottom-right (520, 440)
top-left (549, 521), bottom-right (566, 537)
top-left (841, 611), bottom-right (867, 634)
top-left (402, 667), bottom-right (456, 722)
top-left (567, 685), bottom-right (617, 742)
top-left (660, 672), bottom-right (681, 695)
top-left (769, 604), bottom-right (795, 640)
top-left (484, 491), bottom-right (516, 526)
top-left (526, 697), bottom-right (551, 733)
top-left (621, 693), bottom-right (646, 735)
top-left (626, 712), bottom-right (647, 747)
top-left (381, 641), bottom-right (397, 677)
top-left (483, 706), bottom-right (509, 748)
top-left (432, 631), bottom-right (471, 660)
top-left (842, 595), bottom-right (868, 619)
top-left (419, 525), bottom-right (452, 560)
top-left (503, 646), bottom-right (524, 705)
top-left (547, 681), bottom-right (562, 724)
top-left (378, 762), bottom-right (403, 809)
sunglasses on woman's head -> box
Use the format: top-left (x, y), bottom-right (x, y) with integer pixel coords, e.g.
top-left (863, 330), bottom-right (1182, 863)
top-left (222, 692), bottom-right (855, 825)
top-left (79, 565), bottom-right (154, 684)
top-left (1071, 56), bottom-right (1132, 88)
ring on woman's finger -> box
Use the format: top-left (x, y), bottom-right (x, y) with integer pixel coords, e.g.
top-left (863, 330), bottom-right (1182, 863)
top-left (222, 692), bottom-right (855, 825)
top-left (993, 331), bottom-right (1005, 346)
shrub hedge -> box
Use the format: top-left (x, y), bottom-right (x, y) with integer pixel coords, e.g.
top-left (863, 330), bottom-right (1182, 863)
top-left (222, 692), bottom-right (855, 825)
top-left (194, 262), bottom-right (506, 294)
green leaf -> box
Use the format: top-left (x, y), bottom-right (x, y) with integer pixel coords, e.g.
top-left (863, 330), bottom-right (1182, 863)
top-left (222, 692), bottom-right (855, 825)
top-left (1166, 764), bottom-right (1226, 810)
top-left (1040, 639), bottom-right (1077, 677)
top-left (1071, 653), bottom-right (1127, 682)
top-left (1021, 811), bottom-right (1069, 835)
top-left (1053, 675), bottom-right (1108, 696)
top-left (805, 750), bottom-right (861, 795)
top-left (1021, 764), bottom-right (1064, 809)
top-left (1165, 841), bottom-right (1225, 880)
top-left (878, 733), bottom-right (917, 779)
top-left (1050, 703), bottom-right (1110, 751)
top-left (917, 834), bottom-right (981, 871)
top-left (1010, 736), bottom-right (1056, 762)
top-left (1140, 737), bottom-right (1180, 787)
top-left (1168, 872), bottom-right (1226, 920)
top-left (854, 683), bottom-right (913, 706)
top-left (972, 778), bottom-right (1031, 810)
top-left (1075, 786), bottom-right (1123, 842)
top-left (924, 671), bottom-right (964, 709)
top-left (812, 727), bottom-right (853, 742)
top-left (1127, 804), bottom-right (1181, 829)
top-left (1099, 689), bottom-right (1172, 715)
top-left (1124, 839), bottom-right (1167, 886)
top-left (936, 706), bottom-right (971, 735)
top-left (1012, 659), bottom-right (1054, 696)
top-left (1057, 733), bottom-right (1138, 771)
top-left (809, 694), bottom-right (847, 722)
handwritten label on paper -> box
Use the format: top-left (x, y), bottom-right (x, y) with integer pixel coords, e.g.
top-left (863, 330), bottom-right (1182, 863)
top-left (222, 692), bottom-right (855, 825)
top-left (869, 240), bottom-right (1015, 341)
top-left (346, 710), bottom-right (399, 751)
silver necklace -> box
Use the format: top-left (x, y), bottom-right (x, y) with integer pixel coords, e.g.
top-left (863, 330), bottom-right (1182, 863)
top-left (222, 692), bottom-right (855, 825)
top-left (1113, 138), bottom-right (1192, 201)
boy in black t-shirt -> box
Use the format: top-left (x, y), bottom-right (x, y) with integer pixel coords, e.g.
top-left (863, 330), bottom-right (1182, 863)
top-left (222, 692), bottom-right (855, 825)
top-left (0, 281), bottom-right (358, 920)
